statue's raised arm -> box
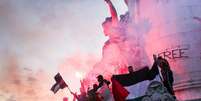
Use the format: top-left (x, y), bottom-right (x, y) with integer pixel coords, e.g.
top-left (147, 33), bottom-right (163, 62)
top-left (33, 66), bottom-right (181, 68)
top-left (124, 0), bottom-right (128, 6)
top-left (104, 0), bottom-right (118, 25)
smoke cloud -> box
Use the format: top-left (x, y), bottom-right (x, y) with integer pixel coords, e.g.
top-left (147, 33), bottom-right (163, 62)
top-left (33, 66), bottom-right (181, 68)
top-left (86, 1), bottom-right (152, 82)
top-left (0, 0), bottom-right (112, 100)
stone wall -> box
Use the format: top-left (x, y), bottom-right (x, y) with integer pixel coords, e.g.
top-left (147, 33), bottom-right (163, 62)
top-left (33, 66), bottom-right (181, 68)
top-left (128, 0), bottom-right (201, 100)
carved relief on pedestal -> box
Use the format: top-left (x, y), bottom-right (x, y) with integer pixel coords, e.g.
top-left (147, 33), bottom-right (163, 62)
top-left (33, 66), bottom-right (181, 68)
top-left (142, 81), bottom-right (176, 101)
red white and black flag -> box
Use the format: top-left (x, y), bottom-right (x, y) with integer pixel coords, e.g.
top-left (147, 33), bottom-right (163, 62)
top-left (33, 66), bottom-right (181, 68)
top-left (51, 73), bottom-right (68, 94)
top-left (111, 78), bottom-right (129, 101)
top-left (111, 65), bottom-right (159, 101)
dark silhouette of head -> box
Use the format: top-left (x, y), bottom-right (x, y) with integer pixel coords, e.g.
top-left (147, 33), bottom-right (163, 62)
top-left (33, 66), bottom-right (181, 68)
top-left (97, 75), bottom-right (104, 83)
top-left (157, 57), bottom-right (170, 70)
top-left (128, 66), bottom-right (134, 73)
top-left (92, 84), bottom-right (98, 92)
top-left (93, 84), bottom-right (98, 89)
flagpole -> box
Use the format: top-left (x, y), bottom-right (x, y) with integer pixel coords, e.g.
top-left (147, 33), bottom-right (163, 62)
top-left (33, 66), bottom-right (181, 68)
top-left (66, 85), bottom-right (79, 100)
top-left (67, 86), bottom-right (72, 93)
top-left (65, 85), bottom-right (73, 97)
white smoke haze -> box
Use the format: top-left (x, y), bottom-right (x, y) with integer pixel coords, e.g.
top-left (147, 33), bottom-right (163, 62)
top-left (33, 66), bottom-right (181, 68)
top-left (0, 0), bottom-right (132, 100)
top-left (0, 52), bottom-right (82, 101)
top-left (0, 0), bottom-right (116, 100)
top-left (0, 55), bottom-right (45, 101)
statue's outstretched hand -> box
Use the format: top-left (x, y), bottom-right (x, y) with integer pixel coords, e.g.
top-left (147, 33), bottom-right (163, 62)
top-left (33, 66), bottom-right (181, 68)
top-left (104, 0), bottom-right (111, 3)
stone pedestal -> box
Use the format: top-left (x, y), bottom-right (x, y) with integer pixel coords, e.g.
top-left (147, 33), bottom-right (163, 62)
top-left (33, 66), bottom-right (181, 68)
top-left (128, 0), bottom-right (201, 100)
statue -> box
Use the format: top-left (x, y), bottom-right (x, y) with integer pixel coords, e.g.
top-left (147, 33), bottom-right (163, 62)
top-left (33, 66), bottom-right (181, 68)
top-left (142, 81), bottom-right (176, 101)
top-left (93, 0), bottom-right (144, 76)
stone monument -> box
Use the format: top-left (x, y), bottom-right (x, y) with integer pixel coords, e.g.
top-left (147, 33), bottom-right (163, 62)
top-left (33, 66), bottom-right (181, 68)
top-left (127, 0), bottom-right (201, 100)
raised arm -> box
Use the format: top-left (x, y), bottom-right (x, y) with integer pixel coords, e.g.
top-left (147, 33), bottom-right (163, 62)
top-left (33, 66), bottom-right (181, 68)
top-left (124, 0), bottom-right (128, 6)
top-left (70, 92), bottom-right (79, 100)
top-left (104, 0), bottom-right (118, 24)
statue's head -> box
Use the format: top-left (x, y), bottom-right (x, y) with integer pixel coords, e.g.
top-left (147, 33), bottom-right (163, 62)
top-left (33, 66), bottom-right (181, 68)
top-left (102, 17), bottom-right (113, 36)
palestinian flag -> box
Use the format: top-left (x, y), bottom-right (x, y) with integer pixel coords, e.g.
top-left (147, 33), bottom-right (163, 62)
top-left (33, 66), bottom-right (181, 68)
top-left (112, 78), bottom-right (129, 101)
top-left (111, 64), bottom-right (159, 100)
top-left (51, 73), bottom-right (68, 94)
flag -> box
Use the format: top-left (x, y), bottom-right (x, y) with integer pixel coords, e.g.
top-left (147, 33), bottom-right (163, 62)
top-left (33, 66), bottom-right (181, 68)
top-left (112, 78), bottom-right (129, 101)
top-left (51, 73), bottom-right (68, 94)
top-left (111, 65), bottom-right (159, 100)
top-left (112, 65), bottom-right (158, 87)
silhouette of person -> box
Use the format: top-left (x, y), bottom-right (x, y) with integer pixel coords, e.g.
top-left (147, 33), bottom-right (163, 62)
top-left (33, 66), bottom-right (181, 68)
top-left (128, 65), bottom-right (134, 73)
top-left (97, 75), bottom-right (110, 88)
top-left (153, 55), bottom-right (175, 96)
top-left (87, 84), bottom-right (103, 101)
top-left (96, 75), bottom-right (114, 101)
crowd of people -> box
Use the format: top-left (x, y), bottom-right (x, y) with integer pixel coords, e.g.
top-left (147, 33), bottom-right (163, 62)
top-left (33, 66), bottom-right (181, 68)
top-left (70, 75), bottom-right (112, 101)
top-left (69, 55), bottom-right (176, 101)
